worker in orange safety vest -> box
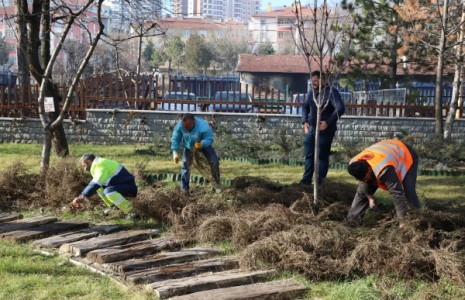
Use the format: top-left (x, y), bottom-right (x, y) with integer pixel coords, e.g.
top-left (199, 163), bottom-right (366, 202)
top-left (346, 139), bottom-right (421, 227)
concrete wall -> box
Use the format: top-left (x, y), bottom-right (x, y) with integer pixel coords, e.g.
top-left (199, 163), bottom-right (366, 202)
top-left (1, 109), bottom-right (464, 146)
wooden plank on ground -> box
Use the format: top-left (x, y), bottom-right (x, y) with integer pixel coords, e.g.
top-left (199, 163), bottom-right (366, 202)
top-left (1, 221), bottom-right (90, 242)
top-left (125, 256), bottom-right (239, 284)
top-left (111, 247), bottom-right (220, 274)
top-left (147, 269), bottom-right (276, 299)
top-left (169, 279), bottom-right (307, 300)
top-left (0, 213), bottom-right (23, 224)
top-left (0, 216), bottom-right (58, 234)
top-left (87, 236), bottom-right (185, 264)
top-left (59, 229), bottom-right (159, 257)
top-left (34, 225), bottom-right (124, 248)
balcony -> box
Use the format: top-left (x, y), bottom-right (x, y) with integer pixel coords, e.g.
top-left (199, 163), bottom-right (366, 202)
top-left (277, 25), bottom-right (292, 31)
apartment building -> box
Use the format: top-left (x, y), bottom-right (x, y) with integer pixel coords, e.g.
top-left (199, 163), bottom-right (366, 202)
top-left (248, 5), bottom-right (312, 53)
top-left (172, 0), bottom-right (260, 21)
top-left (156, 17), bottom-right (247, 41)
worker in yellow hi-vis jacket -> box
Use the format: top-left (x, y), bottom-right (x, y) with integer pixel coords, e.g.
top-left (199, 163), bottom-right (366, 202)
top-left (71, 153), bottom-right (137, 214)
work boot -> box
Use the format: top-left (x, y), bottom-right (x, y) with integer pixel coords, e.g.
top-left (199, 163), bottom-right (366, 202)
top-left (213, 183), bottom-right (222, 194)
top-left (103, 206), bottom-right (115, 216)
top-left (299, 179), bottom-right (311, 189)
top-left (126, 212), bottom-right (140, 220)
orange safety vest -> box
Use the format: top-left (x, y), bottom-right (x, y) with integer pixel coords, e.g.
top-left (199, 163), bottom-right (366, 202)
top-left (350, 140), bottom-right (413, 190)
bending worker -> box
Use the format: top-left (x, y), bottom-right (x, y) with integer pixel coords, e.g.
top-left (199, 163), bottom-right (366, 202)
top-left (346, 139), bottom-right (421, 227)
top-left (171, 113), bottom-right (221, 194)
top-left (72, 153), bottom-right (137, 214)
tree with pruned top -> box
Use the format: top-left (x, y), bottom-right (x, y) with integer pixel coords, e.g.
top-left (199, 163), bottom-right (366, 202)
top-left (11, 0), bottom-right (106, 171)
top-left (292, 0), bottom-right (354, 204)
top-left (99, 0), bottom-right (164, 100)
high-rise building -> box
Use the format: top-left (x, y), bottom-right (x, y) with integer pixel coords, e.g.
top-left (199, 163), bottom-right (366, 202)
top-left (173, 0), bottom-right (260, 21)
top-left (105, 0), bottom-right (163, 30)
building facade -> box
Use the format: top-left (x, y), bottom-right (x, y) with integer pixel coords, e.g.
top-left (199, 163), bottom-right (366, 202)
top-left (172, 0), bottom-right (260, 21)
top-left (248, 5), bottom-right (312, 53)
top-left (104, 0), bottom-right (162, 31)
top-left (156, 17), bottom-right (248, 42)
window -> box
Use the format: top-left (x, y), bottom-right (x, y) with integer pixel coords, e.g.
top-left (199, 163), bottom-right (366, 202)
top-left (278, 32), bottom-right (284, 38)
top-left (198, 30), bottom-right (207, 37)
top-left (215, 31), bottom-right (224, 37)
top-left (183, 30), bottom-right (190, 37)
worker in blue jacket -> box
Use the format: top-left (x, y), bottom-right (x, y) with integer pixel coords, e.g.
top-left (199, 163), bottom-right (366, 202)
top-left (71, 154), bottom-right (137, 214)
top-left (301, 71), bottom-right (345, 186)
top-left (171, 114), bottom-right (221, 194)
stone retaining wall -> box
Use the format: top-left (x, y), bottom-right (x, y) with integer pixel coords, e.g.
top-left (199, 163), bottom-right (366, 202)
top-left (1, 110), bottom-right (464, 146)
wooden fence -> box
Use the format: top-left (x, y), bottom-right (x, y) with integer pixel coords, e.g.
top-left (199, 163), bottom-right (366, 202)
top-left (1, 74), bottom-right (463, 119)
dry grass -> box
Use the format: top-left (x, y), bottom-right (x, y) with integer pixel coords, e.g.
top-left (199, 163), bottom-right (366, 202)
top-left (2, 151), bottom-right (465, 286)
top-left (130, 175), bottom-right (465, 284)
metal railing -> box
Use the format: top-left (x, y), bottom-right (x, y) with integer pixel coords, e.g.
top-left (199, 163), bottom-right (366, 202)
top-left (1, 74), bottom-right (463, 119)
top-left (353, 88), bottom-right (407, 104)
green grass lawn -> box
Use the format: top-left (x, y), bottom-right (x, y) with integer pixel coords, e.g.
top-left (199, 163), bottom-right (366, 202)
top-left (1, 143), bottom-right (465, 299)
top-left (0, 241), bottom-right (154, 300)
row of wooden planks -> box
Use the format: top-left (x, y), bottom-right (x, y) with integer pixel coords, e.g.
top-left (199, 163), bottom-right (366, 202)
top-left (0, 212), bottom-right (307, 299)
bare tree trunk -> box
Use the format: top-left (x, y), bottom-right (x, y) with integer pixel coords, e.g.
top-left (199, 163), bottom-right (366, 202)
top-left (41, 128), bottom-right (53, 171)
top-left (388, 1), bottom-right (399, 89)
top-left (41, 0), bottom-right (69, 156)
top-left (136, 29), bottom-right (142, 79)
top-left (434, 0), bottom-right (449, 138)
top-left (313, 103), bottom-right (321, 204)
top-left (14, 0), bottom-right (30, 86)
top-left (444, 3), bottom-right (465, 140)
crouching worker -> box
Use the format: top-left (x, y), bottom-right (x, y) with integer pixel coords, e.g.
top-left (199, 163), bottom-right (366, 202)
top-left (72, 153), bottom-right (137, 214)
top-left (346, 139), bottom-right (421, 228)
top-left (171, 114), bottom-right (221, 194)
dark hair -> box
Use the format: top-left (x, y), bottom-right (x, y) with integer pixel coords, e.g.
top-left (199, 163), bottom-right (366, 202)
top-left (80, 153), bottom-right (95, 162)
top-left (311, 70), bottom-right (325, 79)
top-left (347, 161), bottom-right (370, 180)
top-left (182, 113), bottom-right (195, 121)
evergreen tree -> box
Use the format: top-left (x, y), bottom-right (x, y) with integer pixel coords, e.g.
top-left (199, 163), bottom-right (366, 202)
top-left (341, 0), bottom-right (411, 88)
top-left (184, 34), bottom-right (213, 75)
top-left (143, 40), bottom-right (155, 65)
top-left (166, 36), bottom-right (184, 74)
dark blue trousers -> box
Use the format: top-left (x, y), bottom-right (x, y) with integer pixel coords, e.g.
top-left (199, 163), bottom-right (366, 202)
top-left (104, 182), bottom-right (138, 198)
top-left (181, 146), bottom-right (220, 190)
top-left (302, 127), bottom-right (336, 184)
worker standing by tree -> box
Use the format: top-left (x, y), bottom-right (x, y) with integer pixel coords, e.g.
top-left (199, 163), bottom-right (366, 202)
top-left (72, 154), bottom-right (137, 214)
top-left (301, 71), bottom-right (345, 186)
top-left (346, 139), bottom-right (421, 227)
top-left (171, 114), bottom-right (221, 194)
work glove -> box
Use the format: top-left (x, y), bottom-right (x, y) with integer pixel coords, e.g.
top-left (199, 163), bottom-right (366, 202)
top-left (173, 151), bottom-right (180, 164)
top-left (194, 141), bottom-right (202, 149)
